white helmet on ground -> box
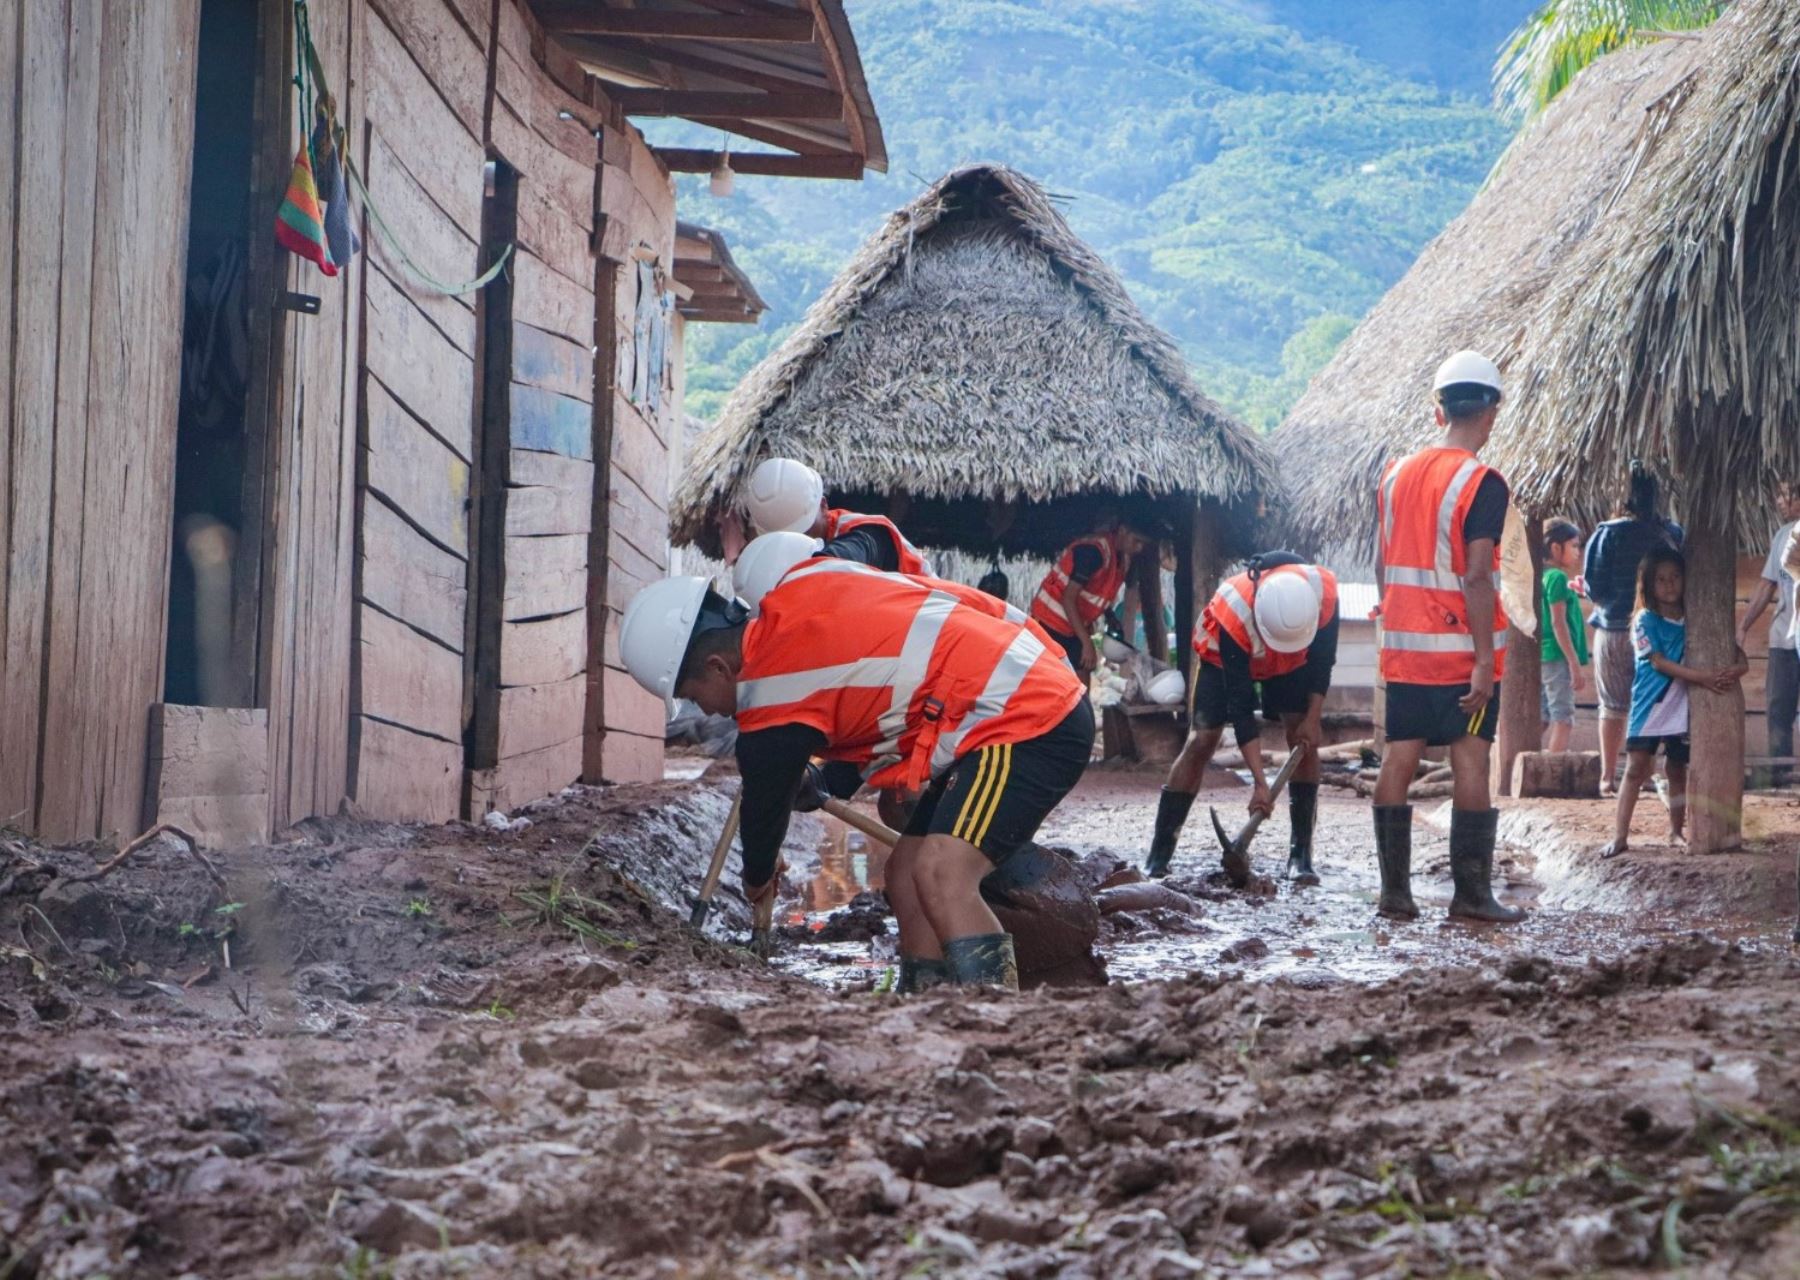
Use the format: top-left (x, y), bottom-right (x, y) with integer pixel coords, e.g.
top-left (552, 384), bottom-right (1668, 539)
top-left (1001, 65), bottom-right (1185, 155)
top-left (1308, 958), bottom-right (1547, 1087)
top-left (1253, 569), bottom-right (1322, 655)
top-left (744, 457), bottom-right (824, 535)
top-left (619, 576), bottom-right (713, 700)
top-left (1432, 350), bottom-right (1503, 400)
top-left (734, 531), bottom-right (823, 611)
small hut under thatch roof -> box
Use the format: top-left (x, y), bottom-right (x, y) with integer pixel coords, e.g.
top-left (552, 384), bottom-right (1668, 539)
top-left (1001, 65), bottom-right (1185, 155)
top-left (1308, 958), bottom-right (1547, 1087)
top-left (672, 163), bottom-right (1275, 670)
top-left (1274, 0), bottom-right (1800, 849)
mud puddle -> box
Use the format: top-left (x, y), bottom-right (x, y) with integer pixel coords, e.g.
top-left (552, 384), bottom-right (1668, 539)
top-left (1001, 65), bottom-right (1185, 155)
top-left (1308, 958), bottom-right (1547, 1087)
top-left (776, 776), bottom-right (1792, 990)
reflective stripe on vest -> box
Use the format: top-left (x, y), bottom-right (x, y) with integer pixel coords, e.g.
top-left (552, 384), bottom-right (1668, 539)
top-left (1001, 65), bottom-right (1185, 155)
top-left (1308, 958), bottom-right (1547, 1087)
top-left (738, 566), bottom-right (1082, 790)
top-left (1377, 447), bottom-right (1510, 685)
top-left (826, 509), bottom-right (929, 577)
top-left (1193, 564), bottom-right (1336, 680)
top-left (1030, 535), bottom-right (1129, 636)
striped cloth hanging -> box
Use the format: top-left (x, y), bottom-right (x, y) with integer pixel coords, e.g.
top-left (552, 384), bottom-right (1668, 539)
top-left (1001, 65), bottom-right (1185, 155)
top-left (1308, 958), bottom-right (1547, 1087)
top-left (274, 142), bottom-right (338, 277)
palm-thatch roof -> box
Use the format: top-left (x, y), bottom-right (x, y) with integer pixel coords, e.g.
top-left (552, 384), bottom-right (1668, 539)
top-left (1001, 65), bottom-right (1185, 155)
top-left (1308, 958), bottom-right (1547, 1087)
top-left (1276, 0), bottom-right (1800, 558)
top-left (671, 164), bottom-right (1276, 558)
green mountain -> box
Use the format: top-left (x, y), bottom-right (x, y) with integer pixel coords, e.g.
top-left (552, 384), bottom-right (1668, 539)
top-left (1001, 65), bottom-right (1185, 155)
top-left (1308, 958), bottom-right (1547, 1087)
top-left (664, 0), bottom-right (1533, 431)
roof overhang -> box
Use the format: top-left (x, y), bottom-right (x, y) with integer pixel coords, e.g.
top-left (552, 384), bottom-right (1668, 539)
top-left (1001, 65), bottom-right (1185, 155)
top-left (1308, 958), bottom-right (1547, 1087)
top-left (528, 1), bottom-right (886, 180)
top-left (673, 221), bottom-right (766, 323)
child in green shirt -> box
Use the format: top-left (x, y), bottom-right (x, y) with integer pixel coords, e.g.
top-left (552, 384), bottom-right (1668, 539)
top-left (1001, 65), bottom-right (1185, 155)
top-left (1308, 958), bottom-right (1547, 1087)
top-left (1540, 518), bottom-right (1592, 752)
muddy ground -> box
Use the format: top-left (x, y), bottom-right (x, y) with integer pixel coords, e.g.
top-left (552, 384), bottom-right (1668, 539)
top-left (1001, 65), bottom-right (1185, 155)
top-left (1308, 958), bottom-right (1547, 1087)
top-left (4, 766), bottom-right (1800, 1278)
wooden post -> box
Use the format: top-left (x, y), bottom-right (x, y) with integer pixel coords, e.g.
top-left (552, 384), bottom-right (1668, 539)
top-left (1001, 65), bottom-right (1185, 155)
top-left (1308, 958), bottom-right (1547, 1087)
top-left (1493, 518), bottom-right (1544, 796)
top-left (1173, 502), bottom-right (1196, 686)
top-left (1686, 500), bottom-right (1744, 852)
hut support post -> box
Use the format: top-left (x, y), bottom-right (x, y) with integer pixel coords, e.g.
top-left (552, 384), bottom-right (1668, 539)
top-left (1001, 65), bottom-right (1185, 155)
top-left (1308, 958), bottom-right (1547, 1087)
top-left (1686, 500), bottom-right (1744, 853)
top-left (1174, 505), bottom-right (1196, 686)
top-left (1492, 522), bottom-right (1544, 796)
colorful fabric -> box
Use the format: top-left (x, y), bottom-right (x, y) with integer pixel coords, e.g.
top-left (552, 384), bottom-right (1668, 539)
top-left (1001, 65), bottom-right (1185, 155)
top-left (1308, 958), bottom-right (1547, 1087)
top-left (1629, 609), bottom-right (1688, 739)
top-left (275, 143), bottom-right (337, 276)
top-left (1539, 568), bottom-right (1589, 664)
top-left (312, 114), bottom-right (362, 269)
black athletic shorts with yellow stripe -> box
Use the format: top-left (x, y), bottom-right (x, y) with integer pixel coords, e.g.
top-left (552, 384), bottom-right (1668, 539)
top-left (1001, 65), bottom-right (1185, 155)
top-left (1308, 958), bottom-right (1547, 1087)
top-left (903, 699), bottom-right (1095, 864)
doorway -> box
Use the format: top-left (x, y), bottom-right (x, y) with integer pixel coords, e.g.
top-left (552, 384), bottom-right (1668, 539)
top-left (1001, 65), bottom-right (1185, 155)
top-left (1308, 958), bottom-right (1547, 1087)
top-left (164, 0), bottom-right (284, 708)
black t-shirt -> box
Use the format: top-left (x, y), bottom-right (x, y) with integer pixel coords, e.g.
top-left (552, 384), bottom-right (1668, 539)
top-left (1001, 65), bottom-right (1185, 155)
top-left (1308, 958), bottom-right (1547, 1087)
top-left (1462, 472), bottom-right (1509, 548)
top-left (818, 526), bottom-right (898, 573)
top-left (1068, 543), bottom-right (1104, 585)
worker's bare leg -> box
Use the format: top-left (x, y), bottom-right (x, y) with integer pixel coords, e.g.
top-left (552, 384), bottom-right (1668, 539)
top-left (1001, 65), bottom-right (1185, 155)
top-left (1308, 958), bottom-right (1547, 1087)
top-left (1372, 739), bottom-right (1425, 919)
top-left (1147, 726), bottom-right (1224, 877)
top-left (913, 833), bottom-right (1017, 990)
top-left (1448, 734), bottom-right (1492, 812)
top-left (1279, 713), bottom-right (1322, 885)
top-left (1599, 714), bottom-right (1627, 795)
top-left (884, 835), bottom-right (949, 991)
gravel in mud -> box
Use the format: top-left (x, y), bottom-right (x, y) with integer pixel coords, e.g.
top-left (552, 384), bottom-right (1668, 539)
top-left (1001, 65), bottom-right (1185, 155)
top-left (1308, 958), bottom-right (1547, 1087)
top-left (4, 770), bottom-right (1800, 1278)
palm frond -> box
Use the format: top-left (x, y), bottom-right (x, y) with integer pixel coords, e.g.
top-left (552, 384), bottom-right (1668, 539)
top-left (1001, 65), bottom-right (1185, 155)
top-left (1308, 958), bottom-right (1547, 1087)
top-left (1495, 0), bottom-right (1723, 122)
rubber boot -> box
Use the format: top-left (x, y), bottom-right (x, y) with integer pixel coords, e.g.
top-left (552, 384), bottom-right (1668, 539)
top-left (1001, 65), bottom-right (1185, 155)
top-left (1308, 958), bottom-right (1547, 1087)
top-left (943, 933), bottom-right (1020, 992)
top-left (1286, 782), bottom-right (1320, 887)
top-left (1447, 808), bottom-right (1525, 923)
top-left (896, 955), bottom-right (951, 994)
top-left (1144, 788), bottom-right (1196, 878)
top-left (1373, 804), bottom-right (1419, 920)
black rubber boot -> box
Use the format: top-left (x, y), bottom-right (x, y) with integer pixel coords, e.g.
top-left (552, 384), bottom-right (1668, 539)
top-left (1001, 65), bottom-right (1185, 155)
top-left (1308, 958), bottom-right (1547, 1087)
top-left (1145, 787), bottom-right (1196, 878)
top-left (1448, 808), bottom-right (1525, 923)
top-left (943, 933), bottom-right (1020, 992)
top-left (1286, 782), bottom-right (1320, 886)
top-left (896, 955), bottom-right (951, 994)
top-left (1373, 804), bottom-right (1419, 920)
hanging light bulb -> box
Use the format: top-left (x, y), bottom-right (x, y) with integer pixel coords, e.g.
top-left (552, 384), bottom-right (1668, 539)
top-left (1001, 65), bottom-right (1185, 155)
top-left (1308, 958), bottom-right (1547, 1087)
top-left (709, 149), bottom-right (735, 198)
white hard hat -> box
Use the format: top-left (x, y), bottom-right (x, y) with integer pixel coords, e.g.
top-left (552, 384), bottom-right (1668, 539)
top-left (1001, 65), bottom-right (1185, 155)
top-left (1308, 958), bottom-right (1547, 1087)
top-left (734, 531), bottom-right (823, 611)
top-left (744, 458), bottom-right (824, 535)
top-left (1253, 569), bottom-right (1322, 655)
top-left (1432, 350), bottom-right (1503, 397)
top-left (619, 577), bottom-right (711, 700)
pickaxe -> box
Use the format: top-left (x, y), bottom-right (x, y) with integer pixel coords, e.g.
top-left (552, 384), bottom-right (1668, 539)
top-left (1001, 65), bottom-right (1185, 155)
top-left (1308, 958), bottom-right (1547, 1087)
top-left (1210, 748), bottom-right (1305, 888)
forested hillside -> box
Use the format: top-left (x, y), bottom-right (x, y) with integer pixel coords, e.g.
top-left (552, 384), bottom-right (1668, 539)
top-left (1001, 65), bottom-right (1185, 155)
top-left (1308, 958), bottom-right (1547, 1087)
top-left (665, 0), bottom-right (1535, 430)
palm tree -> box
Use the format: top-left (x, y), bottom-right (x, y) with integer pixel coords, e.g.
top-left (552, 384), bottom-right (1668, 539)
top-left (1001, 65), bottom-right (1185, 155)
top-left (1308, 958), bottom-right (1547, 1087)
top-left (1494, 0), bottom-right (1726, 123)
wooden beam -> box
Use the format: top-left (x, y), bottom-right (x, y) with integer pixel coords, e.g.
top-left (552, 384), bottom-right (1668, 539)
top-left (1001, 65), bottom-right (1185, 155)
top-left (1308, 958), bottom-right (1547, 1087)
top-left (537, 7), bottom-right (815, 42)
top-left (679, 308), bottom-right (762, 324)
top-left (609, 87), bottom-right (843, 119)
top-left (1492, 520), bottom-right (1544, 796)
top-left (590, 37), bottom-right (834, 96)
top-left (653, 147), bottom-right (863, 178)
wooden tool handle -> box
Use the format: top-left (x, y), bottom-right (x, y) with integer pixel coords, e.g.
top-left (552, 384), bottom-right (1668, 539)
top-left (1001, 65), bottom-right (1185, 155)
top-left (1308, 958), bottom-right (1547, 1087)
top-left (697, 790), bottom-right (743, 902)
top-left (1234, 748), bottom-right (1307, 844)
top-left (819, 796), bottom-right (902, 848)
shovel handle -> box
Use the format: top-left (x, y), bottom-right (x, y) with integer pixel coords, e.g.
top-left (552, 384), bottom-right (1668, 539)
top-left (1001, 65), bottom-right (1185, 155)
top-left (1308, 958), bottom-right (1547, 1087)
top-left (689, 790), bottom-right (743, 929)
top-left (1231, 748), bottom-right (1308, 846)
top-left (819, 796), bottom-right (902, 848)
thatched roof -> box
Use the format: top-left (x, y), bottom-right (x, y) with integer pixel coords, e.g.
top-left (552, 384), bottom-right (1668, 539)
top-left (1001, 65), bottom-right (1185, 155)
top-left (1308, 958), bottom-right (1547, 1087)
top-left (672, 164), bottom-right (1275, 557)
top-left (1276, 0), bottom-right (1800, 556)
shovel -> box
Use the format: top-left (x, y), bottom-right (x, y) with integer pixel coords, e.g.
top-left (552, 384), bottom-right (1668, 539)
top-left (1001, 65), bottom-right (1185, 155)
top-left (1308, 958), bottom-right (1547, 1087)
top-left (1210, 748), bottom-right (1304, 888)
top-left (689, 790), bottom-right (743, 930)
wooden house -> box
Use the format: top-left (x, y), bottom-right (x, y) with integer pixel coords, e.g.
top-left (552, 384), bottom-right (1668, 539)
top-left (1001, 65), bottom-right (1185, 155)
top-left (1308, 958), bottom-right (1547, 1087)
top-left (0, 0), bottom-right (882, 843)
top-left (1274, 0), bottom-right (1800, 848)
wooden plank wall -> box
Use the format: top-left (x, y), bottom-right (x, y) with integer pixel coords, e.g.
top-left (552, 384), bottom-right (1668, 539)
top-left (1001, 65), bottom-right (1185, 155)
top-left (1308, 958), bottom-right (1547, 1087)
top-left (264, 0), bottom-right (364, 830)
top-left (591, 101), bottom-right (678, 786)
top-left (349, 0), bottom-right (488, 820)
top-left (0, 0), bottom-right (202, 840)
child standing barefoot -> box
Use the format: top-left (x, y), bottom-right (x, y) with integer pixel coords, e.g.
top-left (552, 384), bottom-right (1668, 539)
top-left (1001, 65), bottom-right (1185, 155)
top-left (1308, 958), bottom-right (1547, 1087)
top-left (1600, 548), bottom-right (1745, 858)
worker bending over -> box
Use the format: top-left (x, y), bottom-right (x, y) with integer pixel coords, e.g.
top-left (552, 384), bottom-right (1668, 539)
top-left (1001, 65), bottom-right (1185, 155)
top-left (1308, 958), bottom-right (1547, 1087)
top-left (619, 554), bottom-right (1092, 992)
top-left (742, 457), bottom-right (929, 576)
top-left (1371, 350), bottom-right (1523, 924)
top-left (1031, 518), bottom-right (1156, 672)
top-left (1145, 555), bottom-right (1338, 885)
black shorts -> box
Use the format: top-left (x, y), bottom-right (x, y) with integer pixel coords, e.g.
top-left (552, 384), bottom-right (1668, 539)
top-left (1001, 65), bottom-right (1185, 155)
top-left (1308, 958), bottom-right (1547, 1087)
top-left (1385, 680), bottom-right (1502, 747)
top-left (1190, 662), bottom-right (1313, 729)
top-left (1047, 626), bottom-right (1084, 669)
top-left (904, 698), bottom-right (1095, 863)
top-left (1626, 734), bottom-right (1690, 765)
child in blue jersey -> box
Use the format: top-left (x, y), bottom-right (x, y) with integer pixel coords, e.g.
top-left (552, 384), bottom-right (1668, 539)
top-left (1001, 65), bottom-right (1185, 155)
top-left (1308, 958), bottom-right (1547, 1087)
top-left (1600, 548), bottom-right (1745, 858)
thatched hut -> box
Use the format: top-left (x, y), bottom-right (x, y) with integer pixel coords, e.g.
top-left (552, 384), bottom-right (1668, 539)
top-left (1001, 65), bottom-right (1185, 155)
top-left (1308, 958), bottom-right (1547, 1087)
top-left (672, 163), bottom-right (1276, 671)
top-left (1274, 0), bottom-right (1800, 848)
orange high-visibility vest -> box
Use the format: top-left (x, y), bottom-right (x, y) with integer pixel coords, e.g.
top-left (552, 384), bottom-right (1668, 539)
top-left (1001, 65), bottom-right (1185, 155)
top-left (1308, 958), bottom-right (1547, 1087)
top-left (824, 508), bottom-right (928, 577)
top-left (738, 559), bottom-right (1084, 791)
top-left (1193, 564), bottom-right (1338, 680)
top-left (1030, 534), bottom-right (1131, 637)
top-left (1376, 446), bottom-right (1510, 685)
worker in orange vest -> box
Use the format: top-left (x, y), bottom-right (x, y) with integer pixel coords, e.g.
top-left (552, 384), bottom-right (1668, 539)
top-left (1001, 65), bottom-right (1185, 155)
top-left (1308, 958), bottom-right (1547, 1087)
top-left (1372, 350), bottom-right (1524, 924)
top-left (1145, 555), bottom-right (1339, 885)
top-left (618, 557), bottom-right (1092, 992)
top-left (1031, 518), bottom-right (1157, 672)
top-left (742, 457), bottom-right (930, 576)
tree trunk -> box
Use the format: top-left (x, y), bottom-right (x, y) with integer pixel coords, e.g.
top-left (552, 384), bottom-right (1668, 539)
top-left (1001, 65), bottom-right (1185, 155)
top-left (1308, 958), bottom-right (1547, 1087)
top-left (1686, 502), bottom-right (1744, 853)
top-left (1493, 520), bottom-right (1544, 796)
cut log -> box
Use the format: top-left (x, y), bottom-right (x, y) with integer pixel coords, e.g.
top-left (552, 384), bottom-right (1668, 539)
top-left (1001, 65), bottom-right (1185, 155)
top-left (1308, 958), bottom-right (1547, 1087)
top-left (1511, 751), bottom-right (1604, 799)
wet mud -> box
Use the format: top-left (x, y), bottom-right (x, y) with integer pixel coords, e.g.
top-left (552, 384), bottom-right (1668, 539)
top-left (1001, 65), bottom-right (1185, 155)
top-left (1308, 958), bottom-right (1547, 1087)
top-left (3, 769), bottom-right (1800, 1277)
